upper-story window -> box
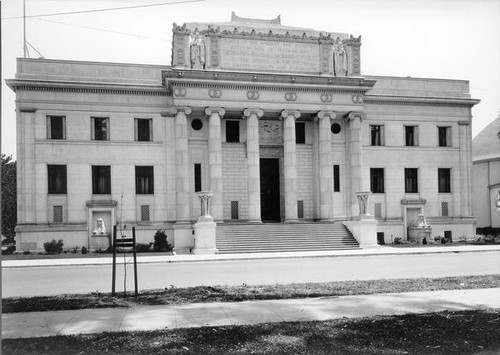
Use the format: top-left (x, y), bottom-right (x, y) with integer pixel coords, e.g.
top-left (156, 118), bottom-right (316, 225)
top-left (405, 126), bottom-right (418, 146)
top-left (92, 165), bottom-right (111, 194)
top-left (438, 126), bottom-right (451, 147)
top-left (91, 117), bottom-right (109, 141)
top-left (370, 168), bottom-right (385, 193)
top-left (47, 165), bottom-right (67, 194)
top-left (370, 125), bottom-right (384, 146)
top-left (295, 122), bottom-right (305, 144)
top-left (135, 166), bottom-right (154, 194)
top-left (47, 116), bottom-right (66, 140)
top-left (405, 168), bottom-right (419, 193)
top-left (226, 120), bottom-right (240, 143)
top-left (135, 118), bottom-right (152, 142)
top-left (438, 168), bottom-right (451, 193)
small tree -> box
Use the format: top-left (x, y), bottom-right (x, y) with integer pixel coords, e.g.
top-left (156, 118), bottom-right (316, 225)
top-left (1, 154), bottom-right (17, 244)
top-left (153, 230), bottom-right (172, 252)
top-left (43, 239), bottom-right (64, 254)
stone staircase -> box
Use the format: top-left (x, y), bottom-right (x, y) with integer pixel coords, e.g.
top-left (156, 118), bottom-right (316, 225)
top-left (216, 222), bottom-right (359, 254)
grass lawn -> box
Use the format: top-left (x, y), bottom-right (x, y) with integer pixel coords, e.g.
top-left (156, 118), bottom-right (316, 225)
top-left (3, 309), bottom-right (500, 354)
top-left (3, 274), bottom-right (500, 313)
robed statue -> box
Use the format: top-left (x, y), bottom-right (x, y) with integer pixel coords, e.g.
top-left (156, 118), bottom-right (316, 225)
top-left (190, 30), bottom-right (206, 69)
top-left (333, 37), bottom-right (347, 76)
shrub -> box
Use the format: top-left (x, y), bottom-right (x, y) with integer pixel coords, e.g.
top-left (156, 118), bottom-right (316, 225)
top-left (2, 245), bottom-right (16, 255)
top-left (393, 237), bottom-right (402, 245)
top-left (153, 230), bottom-right (172, 252)
top-left (43, 239), bottom-right (64, 254)
top-left (136, 243), bottom-right (152, 253)
top-left (434, 235), bottom-right (442, 243)
top-left (81, 246), bottom-right (87, 254)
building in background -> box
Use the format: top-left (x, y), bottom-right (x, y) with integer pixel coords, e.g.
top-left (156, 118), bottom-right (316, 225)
top-left (472, 115), bottom-right (500, 228)
top-left (7, 13), bottom-right (479, 253)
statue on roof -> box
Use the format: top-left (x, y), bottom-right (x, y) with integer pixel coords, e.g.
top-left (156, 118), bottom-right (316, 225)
top-left (333, 37), bottom-right (348, 77)
top-left (190, 30), bottom-right (206, 69)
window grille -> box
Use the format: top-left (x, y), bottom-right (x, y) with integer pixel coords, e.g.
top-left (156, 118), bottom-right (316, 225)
top-left (141, 205), bottom-right (150, 222)
top-left (230, 201), bottom-right (239, 220)
top-left (297, 200), bottom-right (304, 219)
top-left (441, 202), bottom-right (449, 217)
top-left (374, 203), bottom-right (382, 218)
top-left (53, 206), bottom-right (63, 223)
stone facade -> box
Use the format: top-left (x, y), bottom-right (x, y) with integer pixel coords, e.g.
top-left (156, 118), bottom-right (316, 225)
top-left (7, 14), bottom-right (479, 252)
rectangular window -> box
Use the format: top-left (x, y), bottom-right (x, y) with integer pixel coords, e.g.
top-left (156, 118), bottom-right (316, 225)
top-left (226, 120), bottom-right (240, 143)
top-left (231, 201), bottom-right (239, 220)
top-left (441, 202), bottom-right (449, 217)
top-left (47, 165), bottom-right (67, 194)
top-left (438, 126), bottom-right (451, 147)
top-left (297, 200), bottom-right (304, 219)
top-left (405, 168), bottom-right (419, 193)
top-left (135, 166), bottom-right (154, 194)
top-left (92, 165), bottom-right (111, 194)
top-left (194, 163), bottom-right (202, 192)
top-left (374, 203), bottom-right (382, 218)
top-left (370, 168), bottom-right (385, 193)
top-left (47, 116), bottom-right (66, 140)
top-left (91, 117), bottom-right (109, 141)
top-left (333, 165), bottom-right (340, 192)
top-left (438, 168), bottom-right (451, 193)
top-left (53, 206), bottom-right (63, 223)
top-left (405, 126), bottom-right (418, 146)
top-left (295, 122), bottom-right (305, 144)
top-left (135, 118), bottom-right (152, 142)
top-left (140, 205), bottom-right (150, 222)
top-left (370, 125), bottom-right (384, 146)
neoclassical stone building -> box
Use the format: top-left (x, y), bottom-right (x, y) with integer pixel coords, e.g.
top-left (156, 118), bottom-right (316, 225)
top-left (8, 13), bottom-right (479, 252)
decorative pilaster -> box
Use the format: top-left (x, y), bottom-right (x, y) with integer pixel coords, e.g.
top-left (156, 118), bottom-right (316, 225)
top-left (317, 111), bottom-right (336, 221)
top-left (347, 111), bottom-right (367, 216)
top-left (174, 107), bottom-right (192, 222)
top-left (458, 121), bottom-right (472, 217)
top-left (206, 107), bottom-right (226, 221)
top-left (161, 108), bottom-right (178, 222)
top-left (281, 110), bottom-right (301, 222)
top-left (18, 107), bottom-right (37, 225)
top-left (244, 108), bottom-right (264, 222)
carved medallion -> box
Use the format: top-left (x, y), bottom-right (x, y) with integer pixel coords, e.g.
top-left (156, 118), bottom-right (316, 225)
top-left (173, 87), bottom-right (187, 97)
top-left (208, 88), bottom-right (222, 99)
top-left (321, 93), bottom-right (333, 103)
top-left (259, 120), bottom-right (283, 144)
top-left (285, 92), bottom-right (297, 101)
top-left (352, 95), bottom-right (363, 104)
top-left (247, 90), bottom-right (260, 100)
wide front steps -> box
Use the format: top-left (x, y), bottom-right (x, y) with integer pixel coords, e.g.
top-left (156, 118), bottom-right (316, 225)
top-left (216, 222), bottom-right (359, 254)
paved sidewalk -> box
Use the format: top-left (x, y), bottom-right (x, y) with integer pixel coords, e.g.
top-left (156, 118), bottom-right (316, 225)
top-left (4, 244), bottom-right (500, 268)
top-left (3, 287), bottom-right (500, 339)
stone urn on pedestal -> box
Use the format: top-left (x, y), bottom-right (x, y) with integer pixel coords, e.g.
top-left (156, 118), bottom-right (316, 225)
top-left (192, 191), bottom-right (218, 254)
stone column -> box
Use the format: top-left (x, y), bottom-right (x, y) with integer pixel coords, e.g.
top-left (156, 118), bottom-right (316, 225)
top-left (317, 111), bottom-right (336, 221)
top-left (174, 107), bottom-right (192, 222)
top-left (244, 108), bottom-right (264, 223)
top-left (347, 112), bottom-right (367, 216)
top-left (281, 110), bottom-right (301, 222)
top-left (206, 107), bottom-right (225, 221)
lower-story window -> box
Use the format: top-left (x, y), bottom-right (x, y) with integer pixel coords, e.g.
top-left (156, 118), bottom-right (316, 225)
top-left (92, 165), bottom-right (111, 194)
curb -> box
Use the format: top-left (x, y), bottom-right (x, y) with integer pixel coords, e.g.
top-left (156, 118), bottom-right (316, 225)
top-left (3, 245), bottom-right (500, 268)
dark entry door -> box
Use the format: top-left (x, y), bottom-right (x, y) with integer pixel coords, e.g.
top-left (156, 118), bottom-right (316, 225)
top-left (260, 158), bottom-right (281, 221)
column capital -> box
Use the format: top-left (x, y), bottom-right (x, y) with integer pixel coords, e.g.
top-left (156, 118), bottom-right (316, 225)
top-left (280, 110), bottom-right (301, 120)
top-left (347, 111), bottom-right (366, 121)
top-left (243, 108), bottom-right (264, 119)
top-left (162, 107), bottom-right (191, 117)
top-left (205, 107), bottom-right (225, 117)
top-left (317, 110), bottom-right (337, 120)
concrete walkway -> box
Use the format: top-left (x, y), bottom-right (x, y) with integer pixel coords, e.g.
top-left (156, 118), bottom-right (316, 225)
top-left (3, 287), bottom-right (500, 339)
top-left (4, 244), bottom-right (500, 268)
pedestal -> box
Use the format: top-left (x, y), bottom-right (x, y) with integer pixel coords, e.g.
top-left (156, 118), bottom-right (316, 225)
top-left (344, 217), bottom-right (378, 247)
top-left (91, 233), bottom-right (111, 250)
top-left (193, 220), bottom-right (217, 254)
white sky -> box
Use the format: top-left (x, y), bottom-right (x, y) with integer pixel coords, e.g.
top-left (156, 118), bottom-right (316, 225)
top-left (2, 0), bottom-right (500, 159)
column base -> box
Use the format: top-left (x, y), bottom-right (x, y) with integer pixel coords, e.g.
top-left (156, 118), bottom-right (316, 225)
top-left (284, 219), bottom-right (299, 223)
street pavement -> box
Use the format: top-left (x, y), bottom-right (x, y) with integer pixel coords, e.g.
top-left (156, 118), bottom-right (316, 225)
top-left (3, 287), bottom-right (500, 339)
top-left (2, 245), bottom-right (500, 297)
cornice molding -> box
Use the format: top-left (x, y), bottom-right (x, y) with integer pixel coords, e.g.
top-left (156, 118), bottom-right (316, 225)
top-left (364, 95), bottom-right (480, 108)
top-left (6, 79), bottom-right (167, 97)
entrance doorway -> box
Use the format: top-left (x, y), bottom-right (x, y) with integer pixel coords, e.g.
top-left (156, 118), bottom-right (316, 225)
top-left (260, 158), bottom-right (281, 221)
